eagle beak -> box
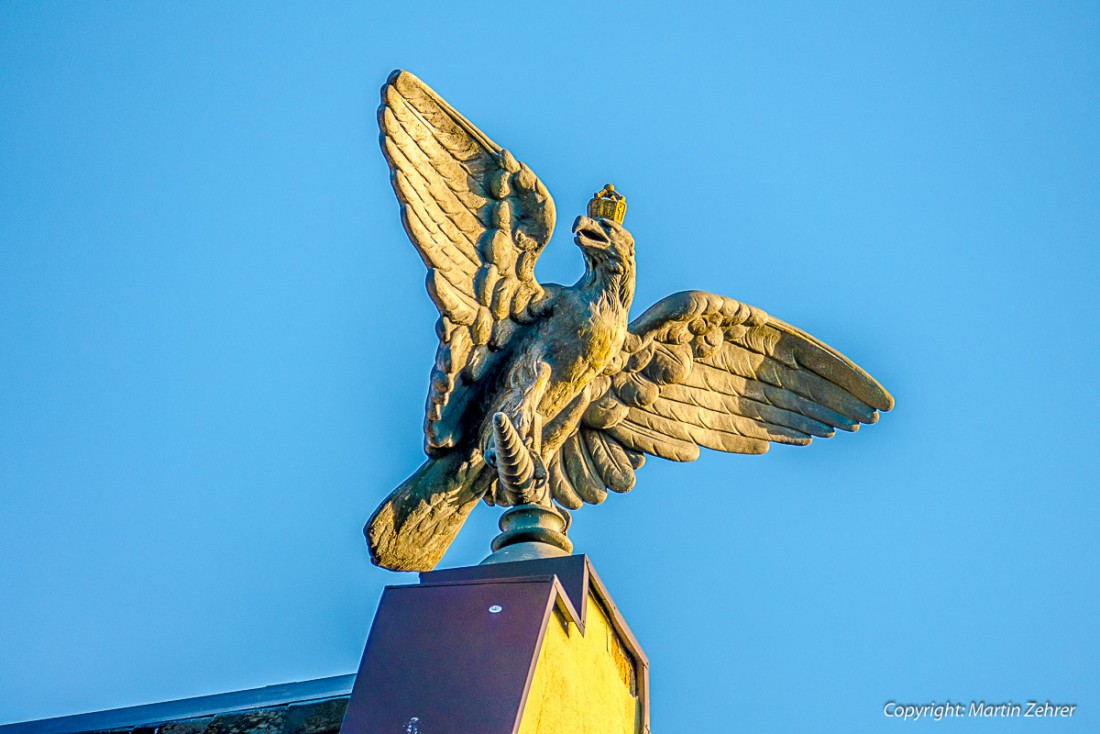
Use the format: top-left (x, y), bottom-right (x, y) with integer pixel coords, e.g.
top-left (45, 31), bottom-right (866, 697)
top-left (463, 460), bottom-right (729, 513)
top-left (572, 215), bottom-right (610, 250)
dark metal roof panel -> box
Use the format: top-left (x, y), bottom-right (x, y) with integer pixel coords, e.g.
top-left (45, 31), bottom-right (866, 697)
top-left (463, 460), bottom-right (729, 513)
top-left (0, 676), bottom-right (355, 734)
top-left (341, 577), bottom-right (559, 734)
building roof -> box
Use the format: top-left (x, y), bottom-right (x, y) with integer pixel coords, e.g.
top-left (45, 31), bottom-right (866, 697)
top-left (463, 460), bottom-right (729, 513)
top-left (0, 676), bottom-right (354, 734)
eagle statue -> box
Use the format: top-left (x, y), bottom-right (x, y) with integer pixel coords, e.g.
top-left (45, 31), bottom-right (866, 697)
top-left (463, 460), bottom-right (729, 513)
top-left (365, 70), bottom-right (893, 571)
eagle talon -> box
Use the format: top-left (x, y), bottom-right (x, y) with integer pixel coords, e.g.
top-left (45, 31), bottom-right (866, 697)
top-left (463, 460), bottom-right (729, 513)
top-left (532, 454), bottom-right (547, 489)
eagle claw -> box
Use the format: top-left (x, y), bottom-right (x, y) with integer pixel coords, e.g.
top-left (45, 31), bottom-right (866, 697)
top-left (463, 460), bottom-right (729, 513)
top-left (532, 453), bottom-right (547, 489)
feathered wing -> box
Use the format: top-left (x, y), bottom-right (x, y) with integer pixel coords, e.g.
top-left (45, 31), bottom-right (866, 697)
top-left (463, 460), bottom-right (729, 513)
top-left (367, 70), bottom-right (555, 571)
top-left (548, 290), bottom-right (894, 507)
top-left (379, 69), bottom-right (556, 452)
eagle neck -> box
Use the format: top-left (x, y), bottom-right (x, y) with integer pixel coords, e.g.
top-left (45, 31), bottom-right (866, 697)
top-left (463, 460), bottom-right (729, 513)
top-left (579, 258), bottom-right (635, 314)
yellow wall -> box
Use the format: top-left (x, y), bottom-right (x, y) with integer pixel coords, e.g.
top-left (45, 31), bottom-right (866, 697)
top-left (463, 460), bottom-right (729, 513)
top-left (517, 595), bottom-right (640, 734)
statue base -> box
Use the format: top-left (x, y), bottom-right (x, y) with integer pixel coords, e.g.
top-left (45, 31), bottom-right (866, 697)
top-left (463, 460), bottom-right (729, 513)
top-left (482, 503), bottom-right (573, 565)
top-left (340, 555), bottom-right (649, 734)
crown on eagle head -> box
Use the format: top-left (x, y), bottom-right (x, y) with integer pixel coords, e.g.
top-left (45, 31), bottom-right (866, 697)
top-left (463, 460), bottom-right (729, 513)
top-left (587, 184), bottom-right (627, 224)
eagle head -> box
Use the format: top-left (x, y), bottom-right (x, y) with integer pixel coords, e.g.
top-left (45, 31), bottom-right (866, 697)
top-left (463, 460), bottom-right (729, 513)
top-left (572, 215), bottom-right (635, 308)
top-left (572, 215), bottom-right (635, 274)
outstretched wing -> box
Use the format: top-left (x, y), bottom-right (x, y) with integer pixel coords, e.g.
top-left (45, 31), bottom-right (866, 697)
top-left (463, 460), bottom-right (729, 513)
top-left (548, 290), bottom-right (893, 508)
top-left (379, 70), bottom-right (556, 452)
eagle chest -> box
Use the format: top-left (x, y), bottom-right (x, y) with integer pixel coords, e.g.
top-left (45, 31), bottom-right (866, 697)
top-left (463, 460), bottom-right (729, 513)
top-left (564, 300), bottom-right (624, 380)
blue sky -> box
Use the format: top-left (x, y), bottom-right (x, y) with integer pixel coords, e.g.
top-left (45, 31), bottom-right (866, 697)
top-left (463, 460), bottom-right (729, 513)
top-left (1, 2), bottom-right (1098, 732)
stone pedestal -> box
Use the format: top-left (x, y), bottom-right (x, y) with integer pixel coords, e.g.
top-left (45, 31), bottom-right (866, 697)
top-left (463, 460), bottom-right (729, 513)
top-left (339, 555), bottom-right (649, 734)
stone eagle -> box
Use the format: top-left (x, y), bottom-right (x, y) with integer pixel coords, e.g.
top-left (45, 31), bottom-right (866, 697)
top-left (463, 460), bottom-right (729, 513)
top-left (366, 70), bottom-right (893, 571)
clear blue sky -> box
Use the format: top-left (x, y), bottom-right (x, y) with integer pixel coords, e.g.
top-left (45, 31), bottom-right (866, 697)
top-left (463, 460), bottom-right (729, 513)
top-left (2, 2), bottom-right (1098, 732)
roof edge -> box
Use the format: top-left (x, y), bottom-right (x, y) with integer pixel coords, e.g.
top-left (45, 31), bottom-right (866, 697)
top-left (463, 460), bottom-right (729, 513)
top-left (0, 675), bottom-right (356, 734)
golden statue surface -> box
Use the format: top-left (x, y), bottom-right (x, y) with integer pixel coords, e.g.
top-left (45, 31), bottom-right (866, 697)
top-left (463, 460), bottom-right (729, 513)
top-left (366, 70), bottom-right (893, 571)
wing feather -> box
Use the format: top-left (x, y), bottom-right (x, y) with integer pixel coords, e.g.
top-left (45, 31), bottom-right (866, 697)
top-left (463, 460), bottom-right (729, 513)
top-left (548, 429), bottom-right (639, 508)
top-left (686, 362), bottom-right (859, 431)
top-left (640, 387), bottom-right (815, 444)
top-left (571, 291), bottom-right (892, 496)
top-left (622, 409), bottom-right (770, 455)
top-left (704, 341), bottom-right (878, 424)
top-left (660, 382), bottom-right (835, 437)
top-left (388, 143), bottom-right (482, 265)
top-left (397, 180), bottom-right (479, 280)
top-left (606, 421), bottom-right (700, 463)
top-left (425, 270), bottom-right (479, 325)
top-left (582, 430), bottom-right (635, 493)
top-left (385, 93), bottom-right (492, 204)
top-left (379, 70), bottom-right (556, 453)
top-left (560, 432), bottom-right (607, 505)
top-left (770, 319), bottom-right (894, 409)
top-left (548, 452), bottom-right (583, 510)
